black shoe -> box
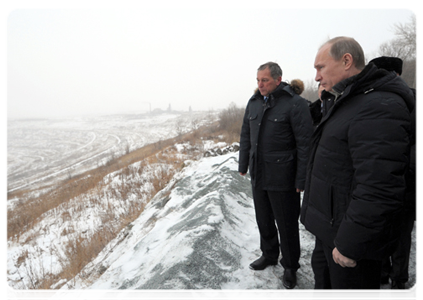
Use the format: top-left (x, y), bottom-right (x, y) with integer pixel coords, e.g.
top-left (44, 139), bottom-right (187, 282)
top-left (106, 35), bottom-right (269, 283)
top-left (283, 269), bottom-right (297, 289)
top-left (380, 273), bottom-right (389, 284)
top-left (391, 281), bottom-right (407, 300)
top-left (249, 256), bottom-right (277, 270)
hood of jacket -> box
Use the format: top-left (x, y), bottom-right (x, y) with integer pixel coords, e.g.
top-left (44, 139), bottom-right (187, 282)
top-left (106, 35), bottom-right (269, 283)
top-left (331, 63), bottom-right (415, 113)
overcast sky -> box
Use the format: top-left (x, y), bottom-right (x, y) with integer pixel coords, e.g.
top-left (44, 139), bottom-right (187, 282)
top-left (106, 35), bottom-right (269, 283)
top-left (6, 1), bottom-right (417, 119)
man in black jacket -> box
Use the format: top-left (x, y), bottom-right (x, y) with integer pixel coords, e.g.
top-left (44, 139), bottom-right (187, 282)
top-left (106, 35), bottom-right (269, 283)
top-left (301, 37), bottom-right (414, 289)
top-left (239, 62), bottom-right (313, 289)
top-left (369, 56), bottom-right (416, 289)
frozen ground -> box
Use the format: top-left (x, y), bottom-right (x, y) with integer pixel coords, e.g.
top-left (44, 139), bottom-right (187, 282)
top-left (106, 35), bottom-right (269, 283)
top-left (7, 111), bottom-right (217, 290)
top-left (7, 113), bottom-right (417, 300)
top-left (7, 111), bottom-right (216, 193)
top-left (44, 153), bottom-right (420, 300)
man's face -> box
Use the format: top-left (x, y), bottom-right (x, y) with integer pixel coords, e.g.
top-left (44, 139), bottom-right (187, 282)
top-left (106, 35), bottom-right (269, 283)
top-left (314, 43), bottom-right (347, 92)
top-left (257, 68), bottom-right (281, 97)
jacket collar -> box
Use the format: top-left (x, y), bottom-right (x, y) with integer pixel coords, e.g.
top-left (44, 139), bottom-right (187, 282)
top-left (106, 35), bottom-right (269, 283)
top-left (251, 81), bottom-right (293, 102)
top-left (332, 63), bottom-right (414, 112)
top-left (317, 63), bottom-right (414, 131)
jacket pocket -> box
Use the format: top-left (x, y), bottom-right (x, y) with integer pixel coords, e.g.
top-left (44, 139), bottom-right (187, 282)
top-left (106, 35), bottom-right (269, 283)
top-left (308, 175), bottom-right (334, 225)
top-left (249, 113), bottom-right (258, 121)
top-left (263, 152), bottom-right (295, 189)
top-left (267, 116), bottom-right (287, 123)
top-left (265, 115), bottom-right (291, 140)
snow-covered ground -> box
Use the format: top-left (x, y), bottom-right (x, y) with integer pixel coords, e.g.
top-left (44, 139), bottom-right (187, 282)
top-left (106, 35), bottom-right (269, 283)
top-left (7, 111), bottom-right (216, 193)
top-left (7, 112), bottom-right (417, 300)
top-left (7, 149), bottom-right (417, 299)
top-left (5, 112), bottom-right (217, 298)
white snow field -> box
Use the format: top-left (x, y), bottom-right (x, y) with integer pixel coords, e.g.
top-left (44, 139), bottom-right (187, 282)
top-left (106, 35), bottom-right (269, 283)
top-left (8, 111), bottom-right (216, 193)
top-left (7, 112), bottom-right (416, 300)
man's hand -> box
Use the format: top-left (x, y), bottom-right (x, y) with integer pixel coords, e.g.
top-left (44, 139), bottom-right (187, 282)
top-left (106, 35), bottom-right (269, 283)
top-left (239, 172), bottom-right (246, 176)
top-left (296, 188), bottom-right (303, 193)
top-left (332, 247), bottom-right (357, 268)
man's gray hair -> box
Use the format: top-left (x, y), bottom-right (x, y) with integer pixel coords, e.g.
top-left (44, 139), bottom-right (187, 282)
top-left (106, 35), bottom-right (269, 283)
top-left (258, 62), bottom-right (282, 79)
top-left (323, 36), bottom-right (365, 70)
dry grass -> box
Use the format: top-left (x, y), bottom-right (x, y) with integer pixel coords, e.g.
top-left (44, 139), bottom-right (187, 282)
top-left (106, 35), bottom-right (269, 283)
top-left (7, 106), bottom-right (244, 289)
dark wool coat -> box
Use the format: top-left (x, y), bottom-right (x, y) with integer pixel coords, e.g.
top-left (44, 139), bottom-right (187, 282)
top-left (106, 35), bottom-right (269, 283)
top-left (300, 64), bottom-right (414, 261)
top-left (238, 81), bottom-right (313, 191)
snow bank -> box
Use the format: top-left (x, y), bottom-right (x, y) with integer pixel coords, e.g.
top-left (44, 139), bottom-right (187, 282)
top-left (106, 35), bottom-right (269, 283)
top-left (60, 150), bottom-right (415, 292)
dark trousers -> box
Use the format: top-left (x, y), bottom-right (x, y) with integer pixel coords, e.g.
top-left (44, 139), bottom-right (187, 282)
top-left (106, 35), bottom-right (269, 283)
top-left (252, 187), bottom-right (301, 271)
top-left (382, 209), bottom-right (415, 283)
top-left (311, 238), bottom-right (382, 289)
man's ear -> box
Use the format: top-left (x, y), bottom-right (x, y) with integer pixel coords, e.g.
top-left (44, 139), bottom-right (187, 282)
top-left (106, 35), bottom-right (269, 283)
top-left (276, 76), bottom-right (282, 85)
top-left (343, 53), bottom-right (354, 70)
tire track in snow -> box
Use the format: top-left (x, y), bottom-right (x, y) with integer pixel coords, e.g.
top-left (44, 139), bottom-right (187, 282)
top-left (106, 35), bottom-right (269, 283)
top-left (63, 131), bottom-right (97, 155)
top-left (8, 134), bottom-right (121, 193)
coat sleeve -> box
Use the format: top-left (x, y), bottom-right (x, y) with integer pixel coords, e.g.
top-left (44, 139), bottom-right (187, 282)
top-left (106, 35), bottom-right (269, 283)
top-left (238, 104), bottom-right (251, 174)
top-left (334, 93), bottom-right (411, 261)
top-left (290, 97), bottom-right (313, 190)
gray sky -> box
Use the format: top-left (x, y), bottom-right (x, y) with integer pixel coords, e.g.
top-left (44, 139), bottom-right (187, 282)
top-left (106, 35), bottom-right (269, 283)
top-left (6, 1), bottom-right (416, 119)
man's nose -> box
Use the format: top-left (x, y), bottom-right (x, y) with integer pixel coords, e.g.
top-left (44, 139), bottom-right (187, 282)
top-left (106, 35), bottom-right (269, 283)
top-left (315, 72), bottom-right (321, 82)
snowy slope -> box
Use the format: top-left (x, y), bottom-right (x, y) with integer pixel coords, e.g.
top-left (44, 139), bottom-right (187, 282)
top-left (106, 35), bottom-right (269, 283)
top-left (51, 154), bottom-right (311, 299)
top-left (50, 153), bottom-right (420, 300)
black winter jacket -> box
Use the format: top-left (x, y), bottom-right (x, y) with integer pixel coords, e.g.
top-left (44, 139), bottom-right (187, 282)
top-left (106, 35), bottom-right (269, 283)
top-left (238, 81), bottom-right (313, 191)
top-left (300, 64), bottom-right (414, 261)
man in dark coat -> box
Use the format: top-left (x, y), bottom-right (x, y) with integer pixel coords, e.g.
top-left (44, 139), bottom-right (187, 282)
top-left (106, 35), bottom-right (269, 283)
top-left (239, 62), bottom-right (313, 289)
top-left (300, 37), bottom-right (414, 289)
top-left (369, 56), bottom-right (416, 289)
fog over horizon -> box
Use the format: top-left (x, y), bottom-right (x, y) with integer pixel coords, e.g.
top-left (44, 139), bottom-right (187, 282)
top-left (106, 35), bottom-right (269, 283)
top-left (7, 6), bottom-right (415, 120)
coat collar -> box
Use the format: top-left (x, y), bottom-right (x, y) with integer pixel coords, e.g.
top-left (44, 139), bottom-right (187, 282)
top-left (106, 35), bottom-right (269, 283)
top-left (316, 63), bottom-right (414, 134)
top-left (329, 63), bottom-right (414, 112)
top-left (251, 81), bottom-right (293, 102)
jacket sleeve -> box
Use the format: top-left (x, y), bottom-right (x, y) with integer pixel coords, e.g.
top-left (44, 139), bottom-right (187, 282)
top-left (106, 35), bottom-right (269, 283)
top-left (334, 93), bottom-right (411, 261)
top-left (238, 104), bottom-right (251, 174)
top-left (290, 97), bottom-right (313, 190)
